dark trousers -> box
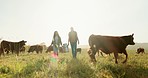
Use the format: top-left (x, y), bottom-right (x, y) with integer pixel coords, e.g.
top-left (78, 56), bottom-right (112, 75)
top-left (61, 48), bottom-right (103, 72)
top-left (70, 42), bottom-right (77, 58)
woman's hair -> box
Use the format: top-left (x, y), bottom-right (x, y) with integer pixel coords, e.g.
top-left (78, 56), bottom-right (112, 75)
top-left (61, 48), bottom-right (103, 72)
top-left (53, 31), bottom-right (59, 38)
top-left (51, 31), bottom-right (62, 45)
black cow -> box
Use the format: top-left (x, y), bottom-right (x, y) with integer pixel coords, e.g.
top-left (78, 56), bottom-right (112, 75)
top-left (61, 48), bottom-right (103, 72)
top-left (136, 48), bottom-right (145, 54)
top-left (0, 40), bottom-right (27, 56)
top-left (28, 45), bottom-right (43, 54)
top-left (88, 34), bottom-right (135, 64)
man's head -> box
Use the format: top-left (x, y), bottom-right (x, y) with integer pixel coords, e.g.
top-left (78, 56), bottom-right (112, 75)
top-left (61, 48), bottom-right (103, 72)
top-left (70, 27), bottom-right (74, 31)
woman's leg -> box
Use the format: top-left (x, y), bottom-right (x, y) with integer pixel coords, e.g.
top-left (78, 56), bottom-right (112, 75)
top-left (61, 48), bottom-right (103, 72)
top-left (53, 45), bottom-right (59, 55)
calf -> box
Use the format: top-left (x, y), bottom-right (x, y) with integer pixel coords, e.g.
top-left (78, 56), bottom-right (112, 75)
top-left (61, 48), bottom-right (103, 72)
top-left (46, 45), bottom-right (64, 53)
top-left (28, 45), bottom-right (43, 54)
top-left (136, 48), bottom-right (145, 54)
top-left (46, 46), bottom-right (53, 53)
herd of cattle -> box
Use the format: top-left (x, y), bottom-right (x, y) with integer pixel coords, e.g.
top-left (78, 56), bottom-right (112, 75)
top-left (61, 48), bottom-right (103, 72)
top-left (0, 34), bottom-right (146, 64)
top-left (0, 40), bottom-right (82, 56)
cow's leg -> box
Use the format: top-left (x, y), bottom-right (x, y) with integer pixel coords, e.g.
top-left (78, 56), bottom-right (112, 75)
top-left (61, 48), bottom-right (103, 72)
top-left (16, 50), bottom-right (19, 56)
top-left (36, 51), bottom-right (39, 54)
top-left (1, 49), bottom-right (5, 56)
top-left (12, 50), bottom-right (14, 54)
top-left (100, 52), bottom-right (104, 56)
top-left (6, 51), bottom-right (9, 54)
top-left (122, 50), bottom-right (128, 63)
top-left (93, 48), bottom-right (98, 62)
top-left (16, 49), bottom-right (20, 56)
top-left (108, 53), bottom-right (110, 56)
top-left (0, 49), bottom-right (2, 56)
top-left (6, 49), bottom-right (9, 54)
top-left (114, 52), bottom-right (118, 64)
top-left (97, 51), bottom-right (99, 56)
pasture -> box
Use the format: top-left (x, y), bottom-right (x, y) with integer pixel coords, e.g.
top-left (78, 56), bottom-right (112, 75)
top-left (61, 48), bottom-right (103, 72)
top-left (0, 48), bottom-right (148, 78)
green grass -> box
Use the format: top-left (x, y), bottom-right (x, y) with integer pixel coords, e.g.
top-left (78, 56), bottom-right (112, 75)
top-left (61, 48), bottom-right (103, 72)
top-left (0, 49), bottom-right (148, 78)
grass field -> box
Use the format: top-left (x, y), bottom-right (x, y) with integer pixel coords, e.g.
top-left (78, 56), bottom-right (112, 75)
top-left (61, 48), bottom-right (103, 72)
top-left (0, 49), bottom-right (148, 78)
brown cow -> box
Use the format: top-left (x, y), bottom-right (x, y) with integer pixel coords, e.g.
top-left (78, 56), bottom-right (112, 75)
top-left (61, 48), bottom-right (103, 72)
top-left (46, 45), bottom-right (63, 53)
top-left (88, 34), bottom-right (135, 64)
top-left (46, 46), bottom-right (53, 53)
top-left (136, 48), bottom-right (145, 54)
top-left (28, 45), bottom-right (43, 54)
top-left (0, 40), bottom-right (27, 56)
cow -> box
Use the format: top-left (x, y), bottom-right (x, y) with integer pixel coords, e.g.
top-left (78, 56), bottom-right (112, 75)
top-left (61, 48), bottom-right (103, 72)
top-left (46, 46), bottom-right (53, 53)
top-left (77, 48), bottom-right (82, 53)
top-left (46, 45), bottom-right (63, 53)
top-left (28, 45), bottom-right (43, 54)
top-left (136, 48), bottom-right (145, 54)
top-left (0, 40), bottom-right (27, 56)
top-left (88, 34), bottom-right (135, 64)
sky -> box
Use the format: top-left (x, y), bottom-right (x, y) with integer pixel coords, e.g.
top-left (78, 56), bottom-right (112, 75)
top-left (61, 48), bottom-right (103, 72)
top-left (0, 0), bottom-right (148, 46)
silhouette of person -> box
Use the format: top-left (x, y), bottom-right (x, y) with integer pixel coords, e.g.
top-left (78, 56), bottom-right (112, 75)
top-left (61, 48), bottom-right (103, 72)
top-left (51, 31), bottom-right (62, 56)
top-left (68, 27), bottom-right (79, 58)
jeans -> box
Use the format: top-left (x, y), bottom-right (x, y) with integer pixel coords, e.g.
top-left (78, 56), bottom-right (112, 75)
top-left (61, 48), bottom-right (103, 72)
top-left (70, 42), bottom-right (77, 58)
top-left (53, 44), bottom-right (59, 55)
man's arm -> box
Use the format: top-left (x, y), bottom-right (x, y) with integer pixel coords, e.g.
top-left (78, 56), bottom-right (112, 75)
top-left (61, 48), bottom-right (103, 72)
top-left (76, 32), bottom-right (79, 44)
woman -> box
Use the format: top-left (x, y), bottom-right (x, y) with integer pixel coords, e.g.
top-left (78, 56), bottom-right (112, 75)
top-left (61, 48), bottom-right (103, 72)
top-left (51, 31), bottom-right (62, 56)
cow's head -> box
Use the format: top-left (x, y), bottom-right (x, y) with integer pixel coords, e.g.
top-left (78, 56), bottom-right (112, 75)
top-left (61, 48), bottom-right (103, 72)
top-left (20, 40), bottom-right (27, 46)
top-left (87, 48), bottom-right (97, 62)
top-left (129, 33), bottom-right (135, 45)
top-left (123, 33), bottom-right (135, 45)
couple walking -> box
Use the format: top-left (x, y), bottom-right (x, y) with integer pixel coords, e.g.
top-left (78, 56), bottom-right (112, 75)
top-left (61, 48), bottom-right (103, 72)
top-left (51, 27), bottom-right (79, 58)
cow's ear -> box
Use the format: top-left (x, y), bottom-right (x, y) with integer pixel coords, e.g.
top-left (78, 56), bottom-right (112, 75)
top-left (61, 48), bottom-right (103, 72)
top-left (132, 33), bottom-right (134, 36)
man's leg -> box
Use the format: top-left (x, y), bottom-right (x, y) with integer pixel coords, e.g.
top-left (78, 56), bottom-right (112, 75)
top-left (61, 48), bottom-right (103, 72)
top-left (73, 43), bottom-right (77, 58)
top-left (71, 43), bottom-right (75, 58)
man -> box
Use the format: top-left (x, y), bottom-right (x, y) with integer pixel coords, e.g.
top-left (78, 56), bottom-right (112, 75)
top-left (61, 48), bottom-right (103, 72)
top-left (68, 27), bottom-right (79, 58)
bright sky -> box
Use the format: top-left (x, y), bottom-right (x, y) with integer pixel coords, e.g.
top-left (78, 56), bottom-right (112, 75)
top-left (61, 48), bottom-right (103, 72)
top-left (0, 0), bottom-right (148, 46)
